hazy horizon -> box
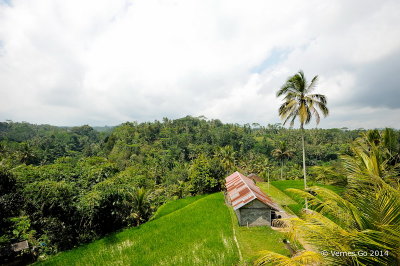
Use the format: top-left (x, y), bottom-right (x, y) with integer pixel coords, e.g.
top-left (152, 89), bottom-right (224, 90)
top-left (2, 116), bottom-right (398, 131)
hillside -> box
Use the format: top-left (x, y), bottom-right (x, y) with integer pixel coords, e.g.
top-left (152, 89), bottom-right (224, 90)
top-left (38, 193), bottom-right (240, 265)
top-left (1, 118), bottom-right (359, 259)
top-left (2, 120), bottom-right (397, 265)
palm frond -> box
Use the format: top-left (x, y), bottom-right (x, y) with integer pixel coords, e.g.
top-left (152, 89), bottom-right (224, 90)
top-left (289, 109), bottom-right (299, 127)
top-left (310, 105), bottom-right (321, 125)
top-left (309, 93), bottom-right (327, 104)
top-left (291, 250), bottom-right (323, 265)
top-left (255, 250), bottom-right (323, 266)
top-left (296, 70), bottom-right (306, 93)
top-left (306, 75), bottom-right (319, 93)
top-left (255, 251), bottom-right (292, 266)
top-left (316, 101), bottom-right (329, 117)
top-left (277, 82), bottom-right (299, 97)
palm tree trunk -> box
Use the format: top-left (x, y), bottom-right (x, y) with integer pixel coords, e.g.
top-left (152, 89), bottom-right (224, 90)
top-left (301, 125), bottom-right (308, 210)
top-left (280, 160), bottom-right (283, 180)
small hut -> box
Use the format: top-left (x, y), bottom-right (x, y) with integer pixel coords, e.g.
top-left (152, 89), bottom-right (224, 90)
top-left (225, 171), bottom-right (284, 226)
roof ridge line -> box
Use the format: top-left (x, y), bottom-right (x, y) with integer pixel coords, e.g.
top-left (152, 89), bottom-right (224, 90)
top-left (239, 172), bottom-right (258, 202)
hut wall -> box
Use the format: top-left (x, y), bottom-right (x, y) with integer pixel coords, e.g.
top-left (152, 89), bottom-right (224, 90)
top-left (238, 199), bottom-right (271, 226)
top-left (235, 209), bottom-right (241, 222)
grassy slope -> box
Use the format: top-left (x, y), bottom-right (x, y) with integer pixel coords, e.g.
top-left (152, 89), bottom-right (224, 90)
top-left (259, 180), bottom-right (344, 216)
top-left (39, 193), bottom-right (239, 266)
top-left (151, 194), bottom-right (206, 220)
top-left (40, 182), bottom-right (326, 266)
top-left (272, 180), bottom-right (344, 195)
top-left (257, 182), bottom-right (298, 215)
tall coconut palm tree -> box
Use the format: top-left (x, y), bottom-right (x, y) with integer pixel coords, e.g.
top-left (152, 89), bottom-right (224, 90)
top-left (272, 141), bottom-right (294, 180)
top-left (260, 158), bottom-right (272, 194)
top-left (277, 70), bottom-right (329, 208)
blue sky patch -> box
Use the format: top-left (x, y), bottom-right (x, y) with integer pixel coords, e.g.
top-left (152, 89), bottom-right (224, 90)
top-left (0, 0), bottom-right (12, 6)
top-left (251, 48), bottom-right (290, 73)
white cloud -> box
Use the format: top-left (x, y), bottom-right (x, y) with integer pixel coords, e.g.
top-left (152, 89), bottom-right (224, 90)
top-left (1, 0), bottom-right (400, 128)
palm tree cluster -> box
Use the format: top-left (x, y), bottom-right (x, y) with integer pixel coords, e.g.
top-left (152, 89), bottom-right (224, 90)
top-left (129, 187), bottom-right (150, 226)
top-left (256, 132), bottom-right (400, 265)
top-left (272, 141), bottom-right (294, 180)
top-left (215, 145), bottom-right (236, 173)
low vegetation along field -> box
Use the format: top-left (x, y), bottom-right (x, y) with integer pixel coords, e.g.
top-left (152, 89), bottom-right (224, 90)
top-left (39, 193), bottom-right (239, 266)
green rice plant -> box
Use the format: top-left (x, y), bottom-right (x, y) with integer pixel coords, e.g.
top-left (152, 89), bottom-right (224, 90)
top-left (38, 193), bottom-right (239, 266)
top-left (150, 194), bottom-right (206, 220)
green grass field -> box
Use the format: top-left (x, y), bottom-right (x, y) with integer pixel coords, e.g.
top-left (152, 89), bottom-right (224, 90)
top-left (39, 193), bottom-right (239, 266)
top-left (257, 182), bottom-right (299, 215)
top-left (150, 194), bottom-right (206, 220)
top-left (272, 180), bottom-right (344, 195)
top-left (230, 206), bottom-right (289, 263)
top-left (39, 181), bottom-right (338, 266)
top-left (258, 180), bottom-right (344, 216)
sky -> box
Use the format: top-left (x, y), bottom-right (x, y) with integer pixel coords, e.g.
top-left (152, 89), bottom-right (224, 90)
top-left (1, 0), bottom-right (400, 129)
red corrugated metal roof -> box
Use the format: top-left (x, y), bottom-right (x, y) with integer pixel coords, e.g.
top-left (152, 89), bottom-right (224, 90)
top-left (226, 171), bottom-right (282, 211)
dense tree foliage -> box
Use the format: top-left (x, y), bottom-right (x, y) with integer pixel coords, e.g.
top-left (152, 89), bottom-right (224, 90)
top-left (0, 118), bottom-right (397, 263)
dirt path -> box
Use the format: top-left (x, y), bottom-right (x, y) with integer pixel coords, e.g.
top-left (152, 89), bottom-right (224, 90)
top-left (271, 224), bottom-right (315, 252)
